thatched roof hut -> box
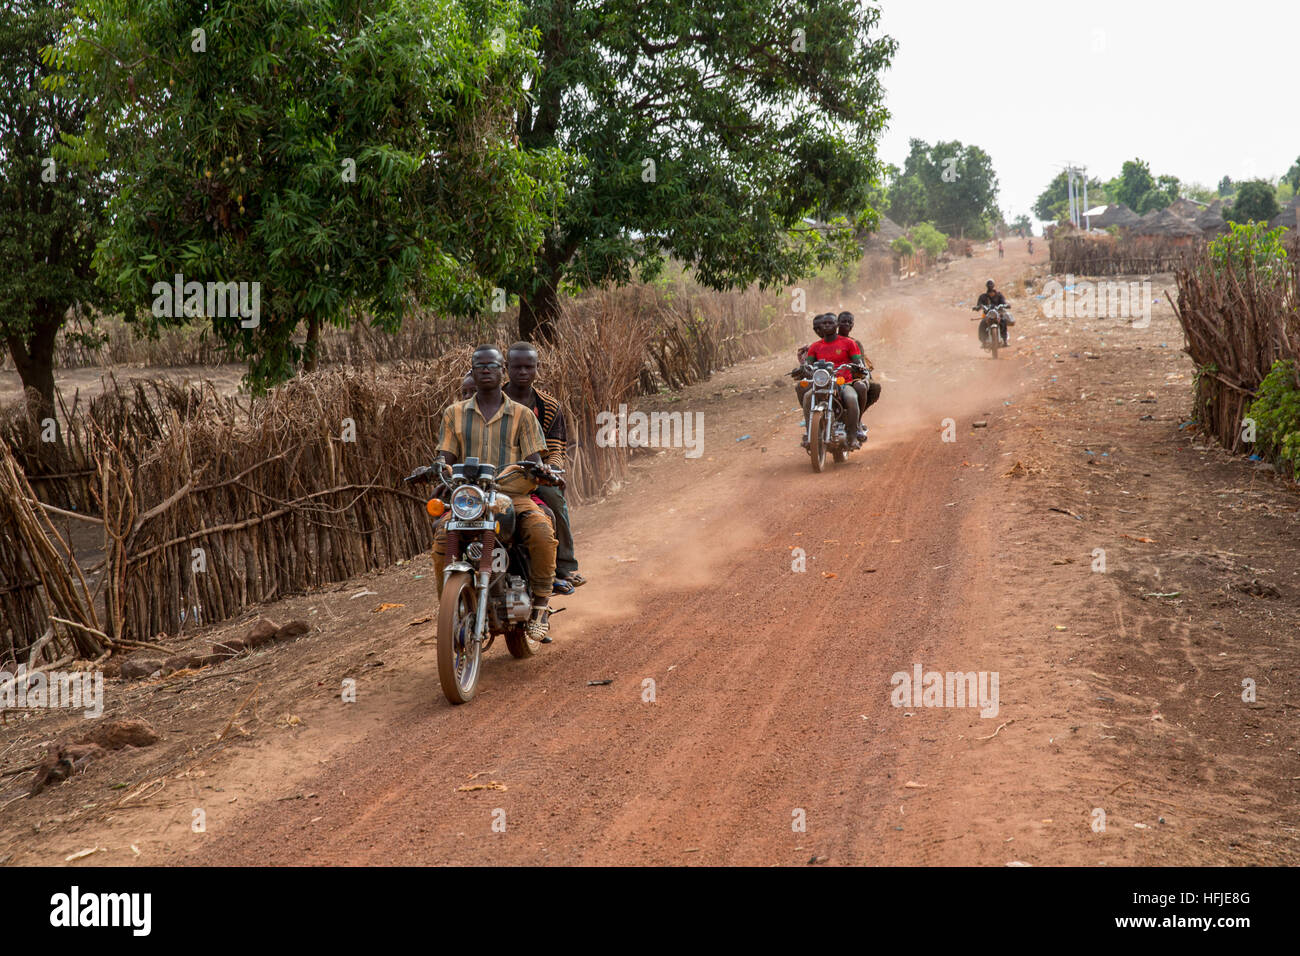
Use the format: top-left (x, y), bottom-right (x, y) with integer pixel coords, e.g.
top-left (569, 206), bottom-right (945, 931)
top-left (862, 215), bottom-right (906, 250)
top-left (1167, 197), bottom-right (1208, 221)
top-left (1085, 203), bottom-right (1141, 230)
top-left (1132, 208), bottom-right (1202, 238)
top-left (1269, 198), bottom-right (1300, 233)
top-left (1195, 200), bottom-right (1228, 237)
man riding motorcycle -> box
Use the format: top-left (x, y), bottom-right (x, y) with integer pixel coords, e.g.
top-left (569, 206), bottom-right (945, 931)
top-left (433, 345), bottom-right (559, 642)
top-left (972, 279), bottom-right (1012, 346)
top-left (791, 312), bottom-right (863, 450)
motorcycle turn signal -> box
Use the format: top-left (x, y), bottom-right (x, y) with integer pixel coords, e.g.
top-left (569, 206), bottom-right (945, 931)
top-left (425, 498), bottom-right (445, 518)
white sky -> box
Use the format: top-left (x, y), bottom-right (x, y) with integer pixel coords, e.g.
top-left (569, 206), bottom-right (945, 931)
top-left (873, 0), bottom-right (1300, 222)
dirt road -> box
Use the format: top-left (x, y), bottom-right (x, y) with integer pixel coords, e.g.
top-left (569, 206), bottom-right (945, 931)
top-left (6, 240), bottom-right (1298, 866)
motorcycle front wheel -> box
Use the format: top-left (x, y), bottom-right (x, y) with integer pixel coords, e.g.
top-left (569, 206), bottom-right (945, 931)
top-left (437, 571), bottom-right (481, 704)
top-left (989, 330), bottom-right (1000, 359)
top-left (809, 409), bottom-right (827, 473)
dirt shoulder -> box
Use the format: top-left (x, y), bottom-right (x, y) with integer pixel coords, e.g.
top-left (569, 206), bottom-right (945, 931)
top-left (2, 241), bottom-right (1296, 866)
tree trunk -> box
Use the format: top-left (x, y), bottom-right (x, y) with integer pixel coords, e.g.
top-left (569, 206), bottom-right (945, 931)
top-left (5, 311), bottom-right (60, 428)
top-left (518, 282), bottom-right (561, 344)
top-left (302, 315), bottom-right (321, 373)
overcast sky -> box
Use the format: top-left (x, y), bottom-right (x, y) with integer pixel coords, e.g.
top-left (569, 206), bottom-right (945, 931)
top-left (873, 0), bottom-right (1300, 222)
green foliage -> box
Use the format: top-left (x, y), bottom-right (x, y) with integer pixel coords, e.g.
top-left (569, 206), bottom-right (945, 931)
top-left (1032, 169), bottom-right (1104, 222)
top-left (54, 0), bottom-right (565, 390)
top-left (887, 138), bottom-right (999, 236)
top-left (908, 222), bottom-right (947, 259)
top-left (1218, 175), bottom-right (1236, 197)
top-left (1114, 159), bottom-right (1156, 211)
top-left (1207, 221), bottom-right (1289, 284)
top-left (1136, 188), bottom-right (1172, 214)
top-left (890, 236), bottom-right (913, 257)
top-left (1010, 214), bottom-right (1031, 234)
top-left (507, 0), bottom-right (897, 336)
top-left (1247, 360), bottom-right (1300, 469)
top-left (1283, 157), bottom-right (1300, 195)
top-left (1225, 180), bottom-right (1281, 225)
top-left (0, 0), bottom-right (116, 416)
top-left (1182, 182), bottom-right (1218, 203)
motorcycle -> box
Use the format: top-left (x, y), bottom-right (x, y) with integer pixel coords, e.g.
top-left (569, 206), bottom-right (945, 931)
top-left (973, 302), bottom-right (1012, 359)
top-left (404, 456), bottom-right (562, 704)
top-left (792, 359), bottom-right (866, 472)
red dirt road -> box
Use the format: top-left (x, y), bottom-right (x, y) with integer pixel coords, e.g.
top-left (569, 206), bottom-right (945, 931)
top-left (9, 240), bottom-right (1298, 866)
top-left (178, 248), bottom-right (1046, 865)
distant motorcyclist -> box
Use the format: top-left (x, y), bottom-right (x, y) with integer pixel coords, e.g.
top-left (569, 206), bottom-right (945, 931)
top-left (791, 312), bottom-right (862, 450)
top-left (836, 311), bottom-right (880, 443)
top-left (972, 279), bottom-right (1011, 346)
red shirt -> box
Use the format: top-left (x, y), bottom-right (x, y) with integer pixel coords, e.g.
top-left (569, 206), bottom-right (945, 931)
top-left (805, 335), bottom-right (861, 369)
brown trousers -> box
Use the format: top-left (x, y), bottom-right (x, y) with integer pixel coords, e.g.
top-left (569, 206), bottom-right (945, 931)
top-left (433, 494), bottom-right (556, 599)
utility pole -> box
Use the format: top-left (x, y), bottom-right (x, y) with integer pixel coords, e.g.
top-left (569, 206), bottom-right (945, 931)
top-left (1081, 166), bottom-right (1090, 230)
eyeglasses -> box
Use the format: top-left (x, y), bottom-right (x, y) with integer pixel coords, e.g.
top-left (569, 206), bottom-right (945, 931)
top-left (471, 362), bottom-right (502, 371)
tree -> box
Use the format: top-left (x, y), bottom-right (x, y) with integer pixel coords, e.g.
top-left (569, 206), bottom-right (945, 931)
top-left (1182, 182), bottom-right (1218, 203)
top-left (57, 0), bottom-right (564, 390)
top-left (506, 0), bottom-right (897, 340)
top-left (886, 174), bottom-right (927, 226)
top-left (1218, 175), bottom-right (1236, 197)
top-left (1032, 169), bottom-right (1104, 221)
top-left (0, 0), bottom-right (114, 424)
top-left (1115, 159), bottom-right (1156, 211)
top-left (1283, 157), bottom-right (1300, 195)
top-left (1137, 188), bottom-right (1172, 214)
top-left (886, 138), bottom-right (999, 237)
top-left (1011, 214), bottom-right (1031, 235)
top-left (1226, 180), bottom-right (1281, 224)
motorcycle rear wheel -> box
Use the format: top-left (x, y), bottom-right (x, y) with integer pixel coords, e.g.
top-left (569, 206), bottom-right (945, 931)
top-left (809, 410), bottom-right (827, 473)
top-left (436, 571), bottom-right (481, 704)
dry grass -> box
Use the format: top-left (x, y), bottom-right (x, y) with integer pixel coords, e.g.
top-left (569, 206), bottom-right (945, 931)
top-left (2, 278), bottom-right (801, 650)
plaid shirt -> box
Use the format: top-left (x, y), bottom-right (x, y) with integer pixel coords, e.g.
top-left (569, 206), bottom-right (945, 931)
top-left (436, 394), bottom-right (547, 469)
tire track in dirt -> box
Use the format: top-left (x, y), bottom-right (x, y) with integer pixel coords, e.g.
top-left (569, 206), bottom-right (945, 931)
top-left (174, 328), bottom-right (1022, 865)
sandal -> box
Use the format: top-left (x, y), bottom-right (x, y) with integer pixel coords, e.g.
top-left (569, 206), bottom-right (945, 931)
top-left (526, 605), bottom-right (552, 643)
top-left (563, 572), bottom-right (587, 588)
top-left (552, 577), bottom-right (575, 595)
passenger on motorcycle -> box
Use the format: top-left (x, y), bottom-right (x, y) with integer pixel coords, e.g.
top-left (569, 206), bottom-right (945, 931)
top-left (972, 279), bottom-right (1012, 345)
top-left (836, 311), bottom-right (881, 443)
top-left (791, 312), bottom-right (863, 450)
top-left (433, 345), bottom-right (559, 642)
top-left (504, 341), bottom-right (584, 596)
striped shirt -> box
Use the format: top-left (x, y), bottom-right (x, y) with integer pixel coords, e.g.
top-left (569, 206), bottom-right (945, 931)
top-left (436, 394), bottom-right (547, 469)
top-left (518, 387), bottom-right (568, 469)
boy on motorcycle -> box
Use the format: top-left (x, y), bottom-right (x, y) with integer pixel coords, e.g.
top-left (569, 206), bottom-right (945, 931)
top-left (504, 341), bottom-right (584, 595)
top-left (433, 345), bottom-right (559, 642)
top-left (836, 311), bottom-right (881, 443)
top-left (972, 279), bottom-right (1012, 346)
top-left (791, 312), bottom-right (863, 450)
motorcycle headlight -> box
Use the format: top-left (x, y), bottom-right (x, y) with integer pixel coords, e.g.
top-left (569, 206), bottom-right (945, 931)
top-left (811, 368), bottom-right (832, 388)
top-left (450, 485), bottom-right (485, 519)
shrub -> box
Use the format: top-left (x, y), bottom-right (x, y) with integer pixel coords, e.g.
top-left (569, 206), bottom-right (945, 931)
top-left (1246, 360), bottom-right (1300, 471)
top-left (909, 222), bottom-right (948, 260)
